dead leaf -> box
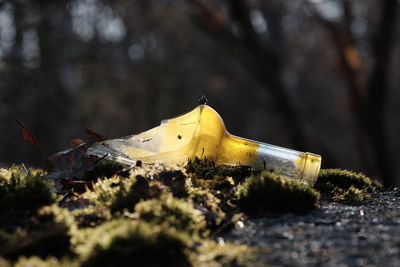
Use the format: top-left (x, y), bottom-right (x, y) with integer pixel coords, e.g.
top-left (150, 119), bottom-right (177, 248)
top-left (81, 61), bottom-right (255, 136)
top-left (70, 138), bottom-right (85, 147)
top-left (85, 127), bottom-right (106, 143)
top-left (17, 120), bottom-right (40, 147)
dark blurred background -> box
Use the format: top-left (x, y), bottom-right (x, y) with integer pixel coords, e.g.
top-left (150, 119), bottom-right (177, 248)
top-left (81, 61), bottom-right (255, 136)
top-left (0, 0), bottom-right (399, 186)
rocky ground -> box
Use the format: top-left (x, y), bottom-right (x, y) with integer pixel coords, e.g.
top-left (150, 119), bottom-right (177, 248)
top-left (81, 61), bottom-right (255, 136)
top-left (224, 188), bottom-right (400, 266)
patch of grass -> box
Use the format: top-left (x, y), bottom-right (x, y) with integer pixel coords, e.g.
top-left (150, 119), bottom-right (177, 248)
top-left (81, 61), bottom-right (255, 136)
top-left (237, 172), bottom-right (320, 214)
top-left (76, 219), bottom-right (192, 267)
top-left (134, 193), bottom-right (207, 236)
top-left (0, 205), bottom-right (76, 259)
top-left (0, 165), bottom-right (56, 210)
top-left (315, 169), bottom-right (382, 203)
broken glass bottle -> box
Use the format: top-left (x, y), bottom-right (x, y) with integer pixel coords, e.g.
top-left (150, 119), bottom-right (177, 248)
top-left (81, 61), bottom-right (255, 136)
top-left (87, 105), bottom-right (321, 185)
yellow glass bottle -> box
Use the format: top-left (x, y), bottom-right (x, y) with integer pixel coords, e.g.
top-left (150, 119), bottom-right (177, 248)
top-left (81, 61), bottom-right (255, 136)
top-left (88, 105), bottom-right (321, 185)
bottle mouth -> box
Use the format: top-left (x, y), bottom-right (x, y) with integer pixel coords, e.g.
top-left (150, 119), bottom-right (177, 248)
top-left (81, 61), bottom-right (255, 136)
top-left (301, 152), bottom-right (322, 186)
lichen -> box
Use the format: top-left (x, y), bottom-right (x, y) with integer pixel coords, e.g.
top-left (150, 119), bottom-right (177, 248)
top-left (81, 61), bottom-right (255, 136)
top-left (237, 172), bottom-right (320, 214)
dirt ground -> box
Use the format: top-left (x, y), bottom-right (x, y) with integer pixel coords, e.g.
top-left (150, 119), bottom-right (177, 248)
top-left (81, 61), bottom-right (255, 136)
top-left (224, 188), bottom-right (400, 266)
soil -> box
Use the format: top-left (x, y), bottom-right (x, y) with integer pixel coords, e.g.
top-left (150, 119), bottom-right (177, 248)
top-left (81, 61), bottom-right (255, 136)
top-left (224, 188), bottom-right (400, 266)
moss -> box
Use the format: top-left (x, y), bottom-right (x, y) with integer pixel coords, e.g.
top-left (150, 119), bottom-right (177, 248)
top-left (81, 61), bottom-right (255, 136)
top-left (83, 175), bottom-right (123, 207)
top-left (84, 174), bottom-right (152, 213)
top-left (0, 257), bottom-right (9, 267)
top-left (7, 162), bottom-right (381, 265)
top-left (332, 186), bottom-right (370, 203)
top-left (9, 256), bottom-right (77, 267)
top-left (193, 177), bottom-right (235, 192)
top-left (134, 193), bottom-right (207, 236)
top-left (193, 241), bottom-right (256, 267)
top-left (76, 219), bottom-right (192, 267)
top-left (72, 206), bottom-right (112, 228)
top-left (0, 165), bottom-right (56, 211)
top-left (186, 158), bottom-right (251, 226)
top-left (110, 175), bottom-right (151, 212)
top-left (157, 169), bottom-right (188, 197)
top-left (237, 172), bottom-right (320, 215)
top-left (186, 157), bottom-right (252, 184)
top-left (315, 169), bottom-right (382, 203)
top-left (187, 187), bottom-right (226, 227)
top-left (186, 157), bottom-right (217, 179)
top-left (83, 160), bottom-right (127, 180)
top-left (0, 205), bottom-right (76, 259)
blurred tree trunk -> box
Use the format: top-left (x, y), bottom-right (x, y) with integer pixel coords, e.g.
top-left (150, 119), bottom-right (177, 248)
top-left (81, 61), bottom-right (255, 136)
top-left (312, 0), bottom-right (399, 186)
top-left (190, 0), bottom-right (309, 150)
top-left (1, 2), bottom-right (27, 162)
top-left (35, 1), bottom-right (79, 153)
top-left (365, 0), bottom-right (399, 186)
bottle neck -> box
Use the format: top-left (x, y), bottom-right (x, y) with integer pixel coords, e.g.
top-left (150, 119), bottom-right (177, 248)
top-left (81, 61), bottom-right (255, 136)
top-left (218, 134), bottom-right (321, 185)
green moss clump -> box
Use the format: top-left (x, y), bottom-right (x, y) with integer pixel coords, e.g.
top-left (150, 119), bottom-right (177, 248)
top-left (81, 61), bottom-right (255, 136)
top-left (110, 175), bottom-right (151, 212)
top-left (187, 187), bottom-right (226, 227)
top-left (186, 157), bottom-right (217, 179)
top-left (186, 157), bottom-right (252, 184)
top-left (315, 169), bottom-right (382, 203)
top-left (157, 170), bottom-right (188, 197)
top-left (72, 206), bottom-right (112, 228)
top-left (0, 205), bottom-right (76, 259)
top-left (0, 166), bottom-right (56, 210)
top-left (332, 186), bottom-right (370, 203)
top-left (76, 219), bottom-right (192, 267)
top-left (84, 175), bottom-right (122, 207)
top-left (193, 241), bottom-right (255, 266)
top-left (135, 193), bottom-right (206, 236)
top-left (236, 172), bottom-right (320, 214)
top-left (85, 174), bottom-right (152, 213)
top-left (10, 256), bottom-right (77, 267)
top-left (185, 158), bottom-right (252, 224)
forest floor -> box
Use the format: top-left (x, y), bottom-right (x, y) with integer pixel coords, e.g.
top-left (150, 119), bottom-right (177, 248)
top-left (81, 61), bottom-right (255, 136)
top-left (225, 188), bottom-right (400, 266)
top-left (0, 160), bottom-right (399, 266)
